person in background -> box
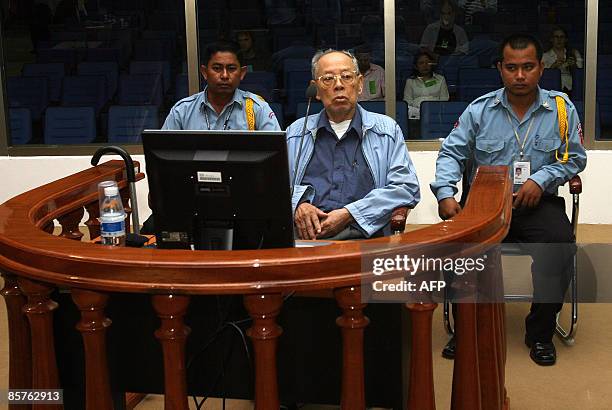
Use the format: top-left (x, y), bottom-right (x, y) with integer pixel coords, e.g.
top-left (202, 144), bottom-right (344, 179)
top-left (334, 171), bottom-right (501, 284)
top-left (542, 26), bottom-right (583, 93)
top-left (236, 31), bottom-right (271, 72)
top-left (420, 0), bottom-right (469, 58)
top-left (354, 44), bottom-right (385, 101)
top-left (403, 50), bottom-right (450, 120)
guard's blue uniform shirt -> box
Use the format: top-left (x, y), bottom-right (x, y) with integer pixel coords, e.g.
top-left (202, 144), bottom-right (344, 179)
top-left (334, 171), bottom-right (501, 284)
top-left (431, 87), bottom-right (587, 201)
top-left (301, 109), bottom-right (374, 213)
top-left (162, 87), bottom-right (281, 131)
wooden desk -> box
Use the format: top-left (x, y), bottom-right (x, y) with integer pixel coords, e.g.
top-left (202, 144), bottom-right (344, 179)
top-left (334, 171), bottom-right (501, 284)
top-left (0, 160), bottom-right (512, 410)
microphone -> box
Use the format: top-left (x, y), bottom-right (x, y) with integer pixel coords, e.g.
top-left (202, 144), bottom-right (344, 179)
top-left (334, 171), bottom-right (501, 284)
top-left (291, 83), bottom-right (318, 197)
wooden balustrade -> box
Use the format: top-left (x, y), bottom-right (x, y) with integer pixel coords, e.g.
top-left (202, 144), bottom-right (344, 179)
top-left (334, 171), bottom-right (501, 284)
top-left (0, 160), bottom-right (512, 410)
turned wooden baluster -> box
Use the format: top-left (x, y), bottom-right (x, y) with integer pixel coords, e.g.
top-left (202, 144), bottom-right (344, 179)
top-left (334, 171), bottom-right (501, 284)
top-left (18, 278), bottom-right (62, 410)
top-left (84, 201), bottom-right (101, 240)
top-left (334, 286), bottom-right (369, 410)
top-left (57, 207), bottom-right (84, 241)
top-left (405, 302), bottom-right (437, 410)
top-left (244, 293), bottom-right (283, 410)
top-left (71, 289), bottom-right (113, 410)
top-left (1, 273), bottom-right (32, 410)
top-left (152, 294), bottom-right (191, 410)
top-left (451, 303), bottom-right (481, 410)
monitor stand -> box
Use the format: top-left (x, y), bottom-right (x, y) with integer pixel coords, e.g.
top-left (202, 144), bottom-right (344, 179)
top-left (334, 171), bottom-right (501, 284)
top-left (193, 218), bottom-right (234, 250)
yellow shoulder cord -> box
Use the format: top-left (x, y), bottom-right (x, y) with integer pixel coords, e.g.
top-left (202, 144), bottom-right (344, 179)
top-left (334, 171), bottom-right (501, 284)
top-left (555, 96), bottom-right (569, 164)
top-left (245, 97), bottom-right (256, 131)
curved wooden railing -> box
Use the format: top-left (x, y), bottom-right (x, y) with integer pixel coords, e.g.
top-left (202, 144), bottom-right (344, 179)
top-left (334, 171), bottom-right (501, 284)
top-left (0, 160), bottom-right (512, 410)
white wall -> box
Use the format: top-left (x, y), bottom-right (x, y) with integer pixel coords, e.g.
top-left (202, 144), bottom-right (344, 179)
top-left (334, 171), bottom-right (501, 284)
top-left (0, 151), bottom-right (609, 224)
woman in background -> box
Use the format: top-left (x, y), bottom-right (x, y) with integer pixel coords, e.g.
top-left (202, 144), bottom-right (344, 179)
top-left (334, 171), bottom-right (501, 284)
top-left (542, 26), bottom-right (583, 93)
top-left (403, 51), bottom-right (450, 120)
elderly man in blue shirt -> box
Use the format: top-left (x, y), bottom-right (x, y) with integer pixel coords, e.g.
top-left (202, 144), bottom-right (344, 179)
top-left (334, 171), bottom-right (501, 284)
top-left (162, 40), bottom-right (280, 131)
top-left (286, 49), bottom-right (420, 240)
top-left (431, 34), bottom-right (587, 366)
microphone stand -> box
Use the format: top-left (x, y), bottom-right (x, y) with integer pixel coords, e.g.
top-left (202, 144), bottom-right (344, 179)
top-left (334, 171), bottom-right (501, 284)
top-left (291, 83), bottom-right (318, 196)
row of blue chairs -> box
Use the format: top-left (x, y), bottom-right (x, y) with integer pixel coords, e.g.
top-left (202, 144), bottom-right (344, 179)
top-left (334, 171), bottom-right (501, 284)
top-left (9, 99), bottom-right (600, 145)
top-left (9, 106), bottom-right (159, 145)
top-left (7, 73), bottom-right (164, 120)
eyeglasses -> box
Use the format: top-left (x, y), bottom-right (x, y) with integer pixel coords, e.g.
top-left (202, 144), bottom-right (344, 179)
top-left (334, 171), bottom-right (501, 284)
top-left (316, 71), bottom-right (359, 88)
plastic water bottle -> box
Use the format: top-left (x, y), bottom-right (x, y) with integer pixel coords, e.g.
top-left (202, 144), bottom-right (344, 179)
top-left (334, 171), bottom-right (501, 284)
top-left (99, 185), bottom-right (126, 246)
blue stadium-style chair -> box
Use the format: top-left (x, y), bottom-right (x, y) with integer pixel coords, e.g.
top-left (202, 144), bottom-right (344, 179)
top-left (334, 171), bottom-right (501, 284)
top-left (86, 47), bottom-right (122, 64)
top-left (360, 101), bottom-right (410, 138)
top-left (457, 68), bottom-right (501, 102)
top-left (175, 73), bottom-right (189, 101)
top-left (242, 71), bottom-right (277, 91)
top-left (296, 101), bottom-right (324, 119)
top-left (283, 58), bottom-right (311, 86)
top-left (133, 38), bottom-right (174, 61)
top-left (44, 107), bottom-right (97, 144)
top-left (420, 101), bottom-right (470, 140)
top-left (6, 76), bottom-right (49, 121)
top-left (268, 102), bottom-right (284, 128)
top-left (78, 62), bottom-right (119, 102)
top-left (286, 70), bottom-right (313, 116)
top-left (572, 68), bottom-right (584, 101)
top-left (61, 75), bottom-right (108, 114)
top-left (108, 105), bottom-right (159, 143)
top-left (130, 61), bottom-right (171, 92)
top-left (22, 63), bottom-right (65, 102)
top-left (439, 55), bottom-right (479, 96)
top-left (36, 48), bottom-right (79, 70)
top-left (574, 101), bottom-right (601, 140)
top-left (541, 69), bottom-right (562, 92)
top-left (596, 68), bottom-right (612, 130)
top-left (118, 74), bottom-right (164, 107)
top-left (9, 108), bottom-right (32, 145)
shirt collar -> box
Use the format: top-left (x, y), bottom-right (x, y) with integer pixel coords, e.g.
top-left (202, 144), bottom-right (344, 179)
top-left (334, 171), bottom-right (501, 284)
top-left (316, 107), bottom-right (363, 139)
top-left (200, 86), bottom-right (242, 113)
top-left (489, 86), bottom-right (552, 111)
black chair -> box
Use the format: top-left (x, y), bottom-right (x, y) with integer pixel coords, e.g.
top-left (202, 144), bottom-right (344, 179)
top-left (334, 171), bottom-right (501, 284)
top-left (443, 169), bottom-right (582, 345)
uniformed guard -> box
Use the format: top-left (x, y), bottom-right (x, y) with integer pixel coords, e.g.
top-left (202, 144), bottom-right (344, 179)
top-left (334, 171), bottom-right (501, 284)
top-left (431, 33), bottom-right (587, 366)
top-left (162, 40), bottom-right (281, 131)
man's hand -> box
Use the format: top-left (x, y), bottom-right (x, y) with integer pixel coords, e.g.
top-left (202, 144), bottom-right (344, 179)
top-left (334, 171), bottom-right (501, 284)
top-left (513, 179), bottom-right (543, 209)
top-left (438, 197), bottom-right (462, 220)
top-left (318, 208), bottom-right (354, 238)
top-left (294, 202), bottom-right (327, 240)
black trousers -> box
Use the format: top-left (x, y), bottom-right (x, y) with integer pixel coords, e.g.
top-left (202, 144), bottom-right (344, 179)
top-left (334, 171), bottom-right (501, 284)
top-left (451, 196), bottom-right (575, 343)
top-left (506, 195), bottom-right (575, 342)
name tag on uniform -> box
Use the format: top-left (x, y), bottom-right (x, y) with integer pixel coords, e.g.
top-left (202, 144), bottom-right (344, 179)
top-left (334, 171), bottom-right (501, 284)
top-left (513, 156), bottom-right (531, 186)
top-left (368, 80), bottom-right (376, 95)
top-left (424, 79), bottom-right (437, 87)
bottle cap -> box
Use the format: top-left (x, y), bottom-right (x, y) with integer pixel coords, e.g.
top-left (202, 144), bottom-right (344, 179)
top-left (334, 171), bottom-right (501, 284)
top-left (104, 186), bottom-right (119, 196)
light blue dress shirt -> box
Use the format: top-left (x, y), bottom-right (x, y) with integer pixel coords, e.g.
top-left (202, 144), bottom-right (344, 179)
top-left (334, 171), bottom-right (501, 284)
top-left (431, 87), bottom-right (587, 201)
top-left (162, 87), bottom-right (281, 131)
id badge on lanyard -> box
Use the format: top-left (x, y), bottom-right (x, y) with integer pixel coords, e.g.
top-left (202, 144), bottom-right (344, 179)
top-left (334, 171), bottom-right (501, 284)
top-left (513, 154), bottom-right (531, 188)
top-left (506, 111), bottom-right (534, 191)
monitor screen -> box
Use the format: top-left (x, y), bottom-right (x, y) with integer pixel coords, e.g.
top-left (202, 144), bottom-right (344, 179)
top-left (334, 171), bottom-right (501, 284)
top-left (142, 130), bottom-right (295, 250)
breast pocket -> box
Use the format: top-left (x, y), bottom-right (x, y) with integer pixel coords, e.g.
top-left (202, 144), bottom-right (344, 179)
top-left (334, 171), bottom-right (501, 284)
top-left (533, 135), bottom-right (561, 153)
top-left (475, 137), bottom-right (505, 165)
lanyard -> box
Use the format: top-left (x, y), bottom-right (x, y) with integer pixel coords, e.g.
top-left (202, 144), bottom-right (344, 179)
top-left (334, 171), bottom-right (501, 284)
top-left (505, 110), bottom-right (535, 158)
top-left (203, 103), bottom-right (235, 130)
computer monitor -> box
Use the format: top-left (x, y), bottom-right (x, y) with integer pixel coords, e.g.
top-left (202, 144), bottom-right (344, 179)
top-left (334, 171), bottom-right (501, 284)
top-left (142, 130), bottom-right (295, 250)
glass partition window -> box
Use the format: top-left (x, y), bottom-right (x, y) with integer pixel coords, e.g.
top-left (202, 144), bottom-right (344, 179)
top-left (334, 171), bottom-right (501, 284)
top-left (3, 0), bottom-right (186, 146)
top-left (400, 0), bottom-right (586, 140)
top-left (195, 0), bottom-right (385, 129)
